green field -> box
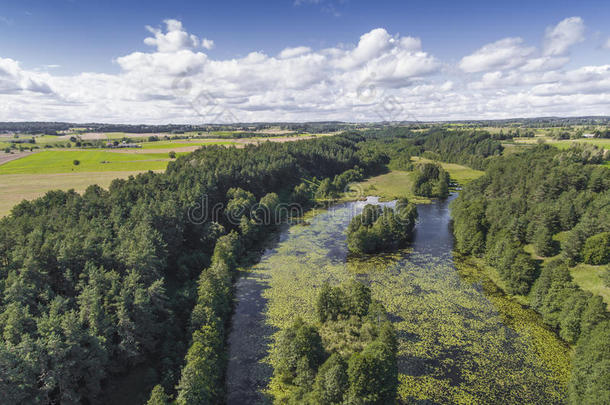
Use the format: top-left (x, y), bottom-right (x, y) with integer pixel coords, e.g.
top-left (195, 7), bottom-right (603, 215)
top-left (551, 138), bottom-right (610, 150)
top-left (352, 160), bottom-right (484, 204)
top-left (513, 137), bottom-right (610, 150)
top-left (412, 156), bottom-right (485, 184)
top-left (0, 150), bottom-right (170, 174)
top-left (140, 140), bottom-right (236, 149)
top-left (0, 171), bottom-right (159, 217)
top-left (0, 133), bottom-right (315, 216)
top-left (570, 264), bottom-right (610, 306)
top-left (354, 171), bottom-right (430, 203)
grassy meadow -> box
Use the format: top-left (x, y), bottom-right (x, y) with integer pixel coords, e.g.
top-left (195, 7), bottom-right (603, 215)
top-left (512, 137), bottom-right (610, 150)
top-left (139, 140), bottom-right (236, 149)
top-left (0, 171), bottom-right (159, 217)
top-left (0, 131), bottom-right (330, 216)
top-left (412, 156), bottom-right (485, 184)
top-left (353, 171), bottom-right (430, 203)
top-left (0, 150), bottom-right (171, 175)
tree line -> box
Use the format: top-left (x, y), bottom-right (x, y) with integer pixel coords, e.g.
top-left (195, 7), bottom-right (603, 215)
top-left (0, 128), bottom-right (522, 404)
top-left (451, 144), bottom-right (610, 404)
top-left (0, 134), bottom-right (388, 404)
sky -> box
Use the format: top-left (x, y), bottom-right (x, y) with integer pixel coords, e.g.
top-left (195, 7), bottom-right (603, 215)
top-left (1, 0), bottom-right (610, 123)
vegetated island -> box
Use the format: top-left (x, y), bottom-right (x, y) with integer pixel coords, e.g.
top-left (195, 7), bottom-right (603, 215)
top-left (347, 199), bottom-right (418, 254)
top-left (269, 280), bottom-right (398, 404)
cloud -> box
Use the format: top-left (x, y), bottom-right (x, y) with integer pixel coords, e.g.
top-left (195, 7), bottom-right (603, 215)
top-left (144, 19), bottom-right (214, 52)
top-left (459, 37), bottom-right (535, 73)
top-left (604, 38), bottom-right (610, 50)
top-left (0, 57), bottom-right (55, 95)
top-left (293, 0), bottom-right (346, 17)
top-left (543, 16), bottom-right (585, 56)
top-left (1, 18), bottom-right (609, 123)
top-left (519, 56), bottom-right (569, 72)
top-left (278, 46), bottom-right (312, 59)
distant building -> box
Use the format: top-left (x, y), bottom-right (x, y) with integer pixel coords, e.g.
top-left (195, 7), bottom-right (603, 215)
top-left (583, 133), bottom-right (595, 138)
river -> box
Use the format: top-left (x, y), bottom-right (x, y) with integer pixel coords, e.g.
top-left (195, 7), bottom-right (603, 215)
top-left (226, 195), bottom-right (570, 404)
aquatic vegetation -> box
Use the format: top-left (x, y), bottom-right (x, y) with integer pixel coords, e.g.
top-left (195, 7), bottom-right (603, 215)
top-left (235, 198), bottom-right (570, 403)
top-left (268, 282), bottom-right (398, 404)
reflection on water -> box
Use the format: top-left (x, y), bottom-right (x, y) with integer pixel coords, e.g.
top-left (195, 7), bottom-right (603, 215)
top-left (226, 194), bottom-right (570, 404)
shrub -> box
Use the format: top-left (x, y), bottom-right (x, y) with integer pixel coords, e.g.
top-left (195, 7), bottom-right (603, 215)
top-left (582, 233), bottom-right (610, 265)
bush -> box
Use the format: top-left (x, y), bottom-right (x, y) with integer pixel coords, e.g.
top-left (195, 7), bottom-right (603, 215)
top-left (271, 282), bottom-right (398, 404)
top-left (346, 201), bottom-right (417, 254)
top-left (534, 226), bottom-right (559, 257)
top-left (168, 151), bottom-right (176, 159)
top-left (582, 233), bottom-right (610, 265)
top-left (412, 162), bottom-right (450, 198)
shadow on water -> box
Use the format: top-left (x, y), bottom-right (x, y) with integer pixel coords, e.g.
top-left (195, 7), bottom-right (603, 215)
top-left (225, 230), bottom-right (286, 405)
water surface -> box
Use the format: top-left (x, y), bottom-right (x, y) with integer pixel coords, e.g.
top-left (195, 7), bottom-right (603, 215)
top-left (226, 196), bottom-right (570, 404)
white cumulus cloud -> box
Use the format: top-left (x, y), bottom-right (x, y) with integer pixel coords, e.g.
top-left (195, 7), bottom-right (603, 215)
top-left (459, 37), bottom-right (535, 73)
top-left (543, 16), bottom-right (585, 56)
top-left (144, 19), bottom-right (214, 52)
top-left (1, 17), bottom-right (609, 123)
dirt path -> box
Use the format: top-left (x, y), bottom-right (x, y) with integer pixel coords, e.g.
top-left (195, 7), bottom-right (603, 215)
top-left (0, 152), bottom-right (33, 166)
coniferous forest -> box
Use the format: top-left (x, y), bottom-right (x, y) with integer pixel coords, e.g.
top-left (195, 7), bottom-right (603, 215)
top-left (0, 129), bottom-right (608, 404)
top-left (452, 144), bottom-right (610, 403)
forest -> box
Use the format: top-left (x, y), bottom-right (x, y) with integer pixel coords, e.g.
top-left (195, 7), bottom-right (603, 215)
top-left (452, 144), bottom-right (610, 403)
top-left (0, 126), bottom-right (607, 404)
top-left (0, 133), bottom-right (391, 404)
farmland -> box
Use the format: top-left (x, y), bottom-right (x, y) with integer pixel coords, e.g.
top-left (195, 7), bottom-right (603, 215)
top-left (0, 150), bottom-right (171, 175)
top-left (513, 137), bottom-right (610, 150)
top-left (0, 131), bottom-right (330, 216)
top-left (0, 171), bottom-right (157, 216)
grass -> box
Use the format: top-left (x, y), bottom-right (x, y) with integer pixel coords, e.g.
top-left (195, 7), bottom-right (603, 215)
top-left (352, 171), bottom-right (430, 203)
top-left (140, 140), bottom-right (236, 149)
top-left (412, 157), bottom-right (485, 185)
top-left (33, 135), bottom-right (67, 145)
top-left (570, 264), bottom-right (610, 306)
top-left (0, 150), bottom-right (170, 174)
top-left (521, 233), bottom-right (609, 305)
top-left (552, 138), bottom-right (610, 150)
top-left (0, 171), bottom-right (161, 217)
top-left (349, 159), bottom-right (483, 204)
top-left (513, 137), bottom-right (610, 150)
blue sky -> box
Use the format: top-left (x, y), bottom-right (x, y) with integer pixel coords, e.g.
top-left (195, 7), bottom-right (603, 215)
top-left (3, 0), bottom-right (609, 73)
top-left (1, 0), bottom-right (609, 122)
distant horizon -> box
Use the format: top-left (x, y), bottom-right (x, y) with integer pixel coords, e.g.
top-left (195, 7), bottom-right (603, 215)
top-left (1, 115), bottom-right (610, 128)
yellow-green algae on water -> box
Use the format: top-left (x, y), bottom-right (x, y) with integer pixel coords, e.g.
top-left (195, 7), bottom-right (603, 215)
top-left (237, 198), bottom-right (570, 404)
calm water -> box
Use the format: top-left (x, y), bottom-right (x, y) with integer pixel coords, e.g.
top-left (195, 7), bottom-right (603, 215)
top-left (226, 196), bottom-right (570, 404)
